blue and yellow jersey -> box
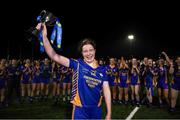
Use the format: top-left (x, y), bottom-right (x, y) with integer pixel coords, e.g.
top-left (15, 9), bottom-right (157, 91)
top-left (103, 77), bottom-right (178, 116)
top-left (33, 66), bottom-right (41, 78)
top-left (157, 66), bottom-right (167, 84)
top-left (69, 59), bottom-right (108, 108)
top-left (7, 65), bottom-right (21, 78)
top-left (119, 68), bottom-right (129, 83)
top-left (22, 66), bottom-right (31, 81)
top-left (105, 65), bottom-right (118, 84)
top-left (41, 64), bottom-right (52, 79)
top-left (174, 65), bottom-right (180, 83)
top-left (106, 65), bottom-right (118, 78)
top-left (63, 68), bottom-right (72, 82)
top-left (144, 66), bottom-right (154, 87)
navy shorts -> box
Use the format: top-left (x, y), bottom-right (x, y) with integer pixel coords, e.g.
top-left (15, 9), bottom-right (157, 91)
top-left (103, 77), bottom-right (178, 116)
top-left (73, 106), bottom-right (102, 119)
top-left (42, 78), bottom-right (50, 84)
top-left (157, 83), bottom-right (168, 89)
top-left (172, 82), bottom-right (180, 91)
top-left (119, 82), bottom-right (129, 88)
top-left (21, 79), bottom-right (30, 84)
top-left (0, 79), bottom-right (5, 89)
top-left (63, 77), bottom-right (71, 83)
top-left (32, 77), bottom-right (41, 84)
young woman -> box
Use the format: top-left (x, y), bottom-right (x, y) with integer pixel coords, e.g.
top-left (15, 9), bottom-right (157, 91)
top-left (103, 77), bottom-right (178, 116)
top-left (118, 57), bottom-right (130, 105)
top-left (36, 23), bottom-right (111, 119)
top-left (62, 67), bottom-right (72, 102)
top-left (106, 58), bottom-right (118, 104)
top-left (130, 58), bottom-right (140, 106)
top-left (21, 59), bottom-right (32, 102)
top-left (157, 59), bottom-right (169, 106)
top-left (52, 63), bottom-right (64, 104)
top-left (98, 59), bottom-right (105, 67)
top-left (31, 60), bottom-right (41, 102)
top-left (40, 58), bottom-right (52, 101)
top-left (162, 52), bottom-right (180, 112)
top-left (139, 57), bottom-right (148, 104)
top-left (143, 59), bottom-right (155, 107)
top-left (7, 59), bottom-right (21, 105)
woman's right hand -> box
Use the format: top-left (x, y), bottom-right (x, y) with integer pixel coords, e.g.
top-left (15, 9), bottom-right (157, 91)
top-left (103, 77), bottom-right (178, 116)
top-left (36, 23), bottom-right (47, 37)
top-left (36, 23), bottom-right (42, 30)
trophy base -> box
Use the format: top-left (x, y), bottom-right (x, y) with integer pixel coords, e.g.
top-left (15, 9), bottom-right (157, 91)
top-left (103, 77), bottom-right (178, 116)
top-left (25, 27), bottom-right (40, 42)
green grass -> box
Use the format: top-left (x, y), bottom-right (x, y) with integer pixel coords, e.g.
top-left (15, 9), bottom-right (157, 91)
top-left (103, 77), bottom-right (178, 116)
top-left (0, 99), bottom-right (72, 119)
top-left (0, 98), bottom-right (180, 119)
top-left (134, 105), bottom-right (180, 119)
top-left (102, 103), bottom-right (135, 119)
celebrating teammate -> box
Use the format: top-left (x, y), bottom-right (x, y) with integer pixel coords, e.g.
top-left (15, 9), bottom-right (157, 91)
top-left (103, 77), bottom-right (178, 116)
top-left (36, 23), bottom-right (111, 119)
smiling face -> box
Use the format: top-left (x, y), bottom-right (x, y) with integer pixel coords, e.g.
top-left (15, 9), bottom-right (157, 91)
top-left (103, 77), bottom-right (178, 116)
top-left (132, 58), bottom-right (137, 66)
top-left (144, 57), bottom-right (148, 65)
top-left (12, 59), bottom-right (17, 66)
top-left (158, 59), bottom-right (164, 66)
top-left (148, 59), bottom-right (153, 67)
top-left (25, 59), bottom-right (30, 67)
top-left (109, 58), bottom-right (115, 65)
top-left (82, 44), bottom-right (96, 64)
top-left (35, 61), bottom-right (40, 69)
top-left (99, 60), bottom-right (104, 65)
top-left (44, 58), bottom-right (49, 66)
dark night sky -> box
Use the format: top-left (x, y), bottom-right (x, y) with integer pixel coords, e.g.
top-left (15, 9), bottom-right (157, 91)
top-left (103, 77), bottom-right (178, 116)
top-left (1, 1), bottom-right (179, 60)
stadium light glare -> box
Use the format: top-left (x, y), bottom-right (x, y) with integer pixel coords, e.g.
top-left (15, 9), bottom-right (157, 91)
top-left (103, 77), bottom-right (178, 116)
top-left (128, 35), bottom-right (134, 40)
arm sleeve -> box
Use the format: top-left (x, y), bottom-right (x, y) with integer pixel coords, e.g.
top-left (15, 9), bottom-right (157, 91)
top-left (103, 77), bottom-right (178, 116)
top-left (69, 58), bottom-right (78, 70)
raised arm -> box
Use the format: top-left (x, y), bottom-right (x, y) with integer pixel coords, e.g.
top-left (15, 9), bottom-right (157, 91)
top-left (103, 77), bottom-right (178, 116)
top-left (169, 63), bottom-right (174, 74)
top-left (162, 51), bottom-right (170, 64)
top-left (37, 23), bottom-right (70, 67)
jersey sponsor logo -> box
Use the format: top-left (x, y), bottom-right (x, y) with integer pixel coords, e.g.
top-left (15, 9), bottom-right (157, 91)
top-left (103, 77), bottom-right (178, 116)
top-left (82, 68), bottom-right (89, 74)
top-left (84, 75), bottom-right (102, 88)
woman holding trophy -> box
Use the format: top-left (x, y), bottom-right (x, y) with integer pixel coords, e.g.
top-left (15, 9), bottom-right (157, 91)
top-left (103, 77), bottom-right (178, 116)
top-left (35, 16), bottom-right (111, 119)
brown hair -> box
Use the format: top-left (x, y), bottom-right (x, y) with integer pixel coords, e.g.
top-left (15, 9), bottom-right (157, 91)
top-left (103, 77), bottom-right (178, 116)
top-left (78, 38), bottom-right (96, 52)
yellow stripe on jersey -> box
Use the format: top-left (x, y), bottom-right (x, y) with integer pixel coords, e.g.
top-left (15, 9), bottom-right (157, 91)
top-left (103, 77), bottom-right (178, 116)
top-left (70, 62), bottom-right (82, 107)
top-left (71, 90), bottom-right (82, 107)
